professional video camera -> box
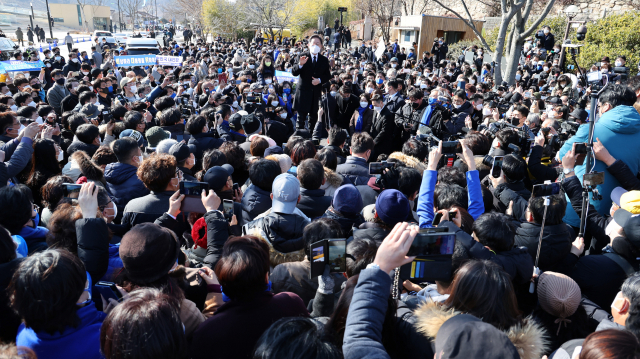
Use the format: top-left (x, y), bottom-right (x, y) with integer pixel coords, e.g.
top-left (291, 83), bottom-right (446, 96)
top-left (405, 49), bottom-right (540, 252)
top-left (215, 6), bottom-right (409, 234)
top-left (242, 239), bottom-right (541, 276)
top-left (175, 95), bottom-right (195, 117)
top-left (586, 71), bottom-right (608, 93)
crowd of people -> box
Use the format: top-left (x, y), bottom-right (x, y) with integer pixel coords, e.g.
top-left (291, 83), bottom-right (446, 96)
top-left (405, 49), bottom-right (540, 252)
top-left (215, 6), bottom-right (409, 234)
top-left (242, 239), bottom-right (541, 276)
top-left (1, 22), bottom-right (640, 359)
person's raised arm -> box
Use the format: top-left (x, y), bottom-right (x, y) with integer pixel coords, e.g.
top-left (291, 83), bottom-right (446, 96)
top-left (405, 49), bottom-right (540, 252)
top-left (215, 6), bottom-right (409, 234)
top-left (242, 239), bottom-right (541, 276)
top-left (417, 141), bottom-right (441, 228)
top-left (459, 139), bottom-right (484, 219)
top-left (343, 223), bottom-right (417, 359)
top-left (594, 137), bottom-right (640, 191)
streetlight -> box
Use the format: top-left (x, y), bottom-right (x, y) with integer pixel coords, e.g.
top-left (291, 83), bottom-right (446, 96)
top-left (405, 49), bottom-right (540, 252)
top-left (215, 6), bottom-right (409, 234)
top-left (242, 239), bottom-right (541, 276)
top-left (558, 4), bottom-right (585, 70)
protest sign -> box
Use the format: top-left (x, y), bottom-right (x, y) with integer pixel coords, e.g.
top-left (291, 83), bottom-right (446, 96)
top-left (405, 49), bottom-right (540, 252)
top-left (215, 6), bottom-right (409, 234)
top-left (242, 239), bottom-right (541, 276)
top-left (275, 70), bottom-right (298, 84)
top-left (0, 60), bottom-right (45, 73)
top-left (157, 56), bottom-right (182, 67)
top-left (114, 55), bottom-right (157, 67)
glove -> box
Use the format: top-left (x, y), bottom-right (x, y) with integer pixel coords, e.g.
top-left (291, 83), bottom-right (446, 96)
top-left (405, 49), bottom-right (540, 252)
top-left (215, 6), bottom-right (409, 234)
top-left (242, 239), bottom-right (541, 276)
top-left (317, 265), bottom-right (335, 295)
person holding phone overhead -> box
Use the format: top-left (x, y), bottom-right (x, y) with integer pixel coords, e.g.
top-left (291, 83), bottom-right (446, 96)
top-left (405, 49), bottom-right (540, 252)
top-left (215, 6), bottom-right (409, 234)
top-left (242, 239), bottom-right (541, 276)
top-left (292, 34), bottom-right (331, 137)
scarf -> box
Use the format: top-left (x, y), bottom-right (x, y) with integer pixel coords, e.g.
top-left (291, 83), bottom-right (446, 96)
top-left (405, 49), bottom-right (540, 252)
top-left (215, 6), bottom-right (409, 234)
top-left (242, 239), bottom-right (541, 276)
top-left (355, 106), bottom-right (368, 132)
top-left (420, 98), bottom-right (438, 126)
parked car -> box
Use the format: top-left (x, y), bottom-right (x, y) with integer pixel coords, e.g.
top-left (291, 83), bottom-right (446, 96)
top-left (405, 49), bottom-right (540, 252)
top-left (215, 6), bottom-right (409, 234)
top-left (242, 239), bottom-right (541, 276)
top-left (124, 38), bottom-right (160, 55)
top-left (0, 38), bottom-right (20, 61)
top-left (112, 33), bottom-right (129, 45)
top-left (92, 30), bottom-right (113, 43)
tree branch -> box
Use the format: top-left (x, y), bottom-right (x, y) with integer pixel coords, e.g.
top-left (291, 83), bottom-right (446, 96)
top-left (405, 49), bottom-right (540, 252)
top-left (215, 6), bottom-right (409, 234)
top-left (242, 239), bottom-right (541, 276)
top-left (431, 0), bottom-right (492, 51)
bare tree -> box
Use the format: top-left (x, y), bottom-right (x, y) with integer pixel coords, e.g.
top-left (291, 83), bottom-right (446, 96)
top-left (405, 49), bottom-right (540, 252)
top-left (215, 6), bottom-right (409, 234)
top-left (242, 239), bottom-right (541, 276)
top-left (431, 0), bottom-right (556, 85)
top-left (400, 0), bottom-right (430, 16)
top-left (236, 0), bottom-right (297, 40)
top-left (355, 0), bottom-right (401, 42)
top-left (203, 0), bottom-right (245, 39)
top-left (88, 0), bottom-right (107, 31)
top-left (76, 0), bottom-right (91, 32)
top-left (121, 0), bottom-right (143, 30)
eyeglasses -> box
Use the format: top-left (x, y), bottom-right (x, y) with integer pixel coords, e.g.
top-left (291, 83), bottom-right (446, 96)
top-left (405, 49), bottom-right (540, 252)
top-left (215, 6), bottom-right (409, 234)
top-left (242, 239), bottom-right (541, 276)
top-left (32, 203), bottom-right (40, 212)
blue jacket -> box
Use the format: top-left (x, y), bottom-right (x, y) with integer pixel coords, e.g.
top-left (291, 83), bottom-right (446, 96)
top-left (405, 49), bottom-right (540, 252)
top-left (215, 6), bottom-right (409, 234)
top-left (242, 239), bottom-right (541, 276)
top-left (188, 132), bottom-right (225, 159)
top-left (16, 302), bottom-right (106, 359)
top-left (342, 266), bottom-right (392, 359)
top-left (241, 184), bottom-right (273, 223)
top-left (336, 156), bottom-right (372, 186)
top-left (104, 162), bottom-right (150, 214)
top-left (417, 169), bottom-right (484, 228)
top-left (559, 105), bottom-right (640, 227)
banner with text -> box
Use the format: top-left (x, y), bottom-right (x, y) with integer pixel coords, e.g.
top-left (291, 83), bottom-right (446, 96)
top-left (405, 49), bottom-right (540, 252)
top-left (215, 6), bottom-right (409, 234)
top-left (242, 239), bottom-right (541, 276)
top-left (0, 60), bottom-right (46, 73)
top-left (156, 56), bottom-right (182, 67)
top-left (275, 70), bottom-right (298, 84)
top-left (114, 55), bottom-right (158, 67)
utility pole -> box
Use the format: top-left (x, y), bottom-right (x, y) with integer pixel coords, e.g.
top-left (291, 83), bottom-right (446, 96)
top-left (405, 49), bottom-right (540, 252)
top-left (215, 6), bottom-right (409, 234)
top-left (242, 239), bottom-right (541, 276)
top-left (29, 3), bottom-right (35, 29)
top-left (118, 0), bottom-right (123, 31)
top-left (45, 0), bottom-right (54, 39)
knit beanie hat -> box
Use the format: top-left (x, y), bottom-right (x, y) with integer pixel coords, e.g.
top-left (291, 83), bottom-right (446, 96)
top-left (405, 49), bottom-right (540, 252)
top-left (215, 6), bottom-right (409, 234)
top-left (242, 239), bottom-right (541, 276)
top-left (375, 189), bottom-right (410, 227)
top-left (537, 271), bottom-right (581, 335)
top-left (333, 184), bottom-right (364, 215)
top-left (241, 114), bottom-right (261, 136)
top-left (119, 223), bottom-right (180, 284)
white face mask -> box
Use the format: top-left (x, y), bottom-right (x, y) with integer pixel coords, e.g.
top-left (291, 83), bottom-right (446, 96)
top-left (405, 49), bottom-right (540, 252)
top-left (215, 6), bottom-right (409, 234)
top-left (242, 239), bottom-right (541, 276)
top-left (330, 91), bottom-right (337, 96)
top-left (137, 155), bottom-right (144, 164)
top-left (420, 83), bottom-right (428, 89)
top-left (82, 71), bottom-right (89, 75)
top-left (310, 45), bottom-right (321, 55)
top-left (482, 107), bottom-right (492, 116)
top-left (544, 29), bottom-right (549, 34)
top-left (475, 104), bottom-right (483, 111)
top-left (279, 113), bottom-right (287, 119)
top-left (71, 58), bottom-right (79, 63)
top-left (543, 66), bottom-right (549, 72)
top-left (10, 104), bottom-right (18, 111)
top-left (18, 124), bottom-right (25, 134)
top-left (57, 150), bottom-right (64, 162)
top-left (360, 101), bottom-right (368, 108)
top-left (35, 116), bottom-right (43, 124)
top-left (89, 86), bottom-right (93, 91)
top-left (615, 61), bottom-right (622, 67)
top-left (265, 79), bottom-right (272, 84)
top-left (129, 85), bottom-right (137, 93)
top-left (232, 101), bottom-right (239, 108)
top-left (271, 101), bottom-right (279, 107)
top-left (366, 87), bottom-right (374, 93)
top-left (469, 79), bottom-right (475, 84)
top-left (28, 101), bottom-right (36, 108)
top-left (391, 64), bottom-right (397, 68)
top-left (248, 64), bottom-right (255, 69)
top-left (373, 106), bottom-right (382, 112)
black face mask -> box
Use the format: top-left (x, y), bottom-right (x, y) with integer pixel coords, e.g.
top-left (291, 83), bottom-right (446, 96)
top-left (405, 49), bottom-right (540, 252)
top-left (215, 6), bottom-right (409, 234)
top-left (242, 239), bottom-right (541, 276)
top-left (55, 78), bottom-right (65, 86)
top-left (411, 102), bottom-right (420, 109)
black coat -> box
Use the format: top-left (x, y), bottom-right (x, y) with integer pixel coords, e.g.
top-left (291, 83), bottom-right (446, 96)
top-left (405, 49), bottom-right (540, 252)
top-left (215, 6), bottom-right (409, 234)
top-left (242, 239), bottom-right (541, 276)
top-left (356, 184), bottom-right (378, 207)
top-left (336, 156), bottom-right (372, 186)
top-left (297, 188), bottom-right (332, 219)
top-left (122, 191), bottom-right (189, 236)
top-left (383, 93), bottom-right (405, 114)
top-left (335, 94), bottom-right (360, 130)
top-left (514, 222), bottom-right (574, 272)
top-left (0, 258), bottom-right (24, 343)
top-left (203, 210), bottom-right (229, 269)
top-left (188, 132), bottom-right (225, 160)
top-left (76, 218), bottom-right (110, 284)
top-left (241, 184), bottom-right (273, 223)
top-left (324, 145), bottom-right (346, 164)
top-left (369, 107), bottom-right (395, 157)
top-left (243, 212), bottom-right (309, 253)
top-left (292, 53), bottom-right (332, 115)
top-left (321, 208), bottom-right (364, 238)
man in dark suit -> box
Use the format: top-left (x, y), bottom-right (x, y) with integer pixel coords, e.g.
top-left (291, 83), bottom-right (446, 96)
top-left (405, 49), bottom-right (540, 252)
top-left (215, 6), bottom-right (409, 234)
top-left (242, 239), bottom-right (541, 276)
top-left (292, 34), bottom-right (332, 135)
top-left (369, 94), bottom-right (395, 160)
top-left (335, 85), bottom-right (360, 130)
top-left (383, 79), bottom-right (405, 113)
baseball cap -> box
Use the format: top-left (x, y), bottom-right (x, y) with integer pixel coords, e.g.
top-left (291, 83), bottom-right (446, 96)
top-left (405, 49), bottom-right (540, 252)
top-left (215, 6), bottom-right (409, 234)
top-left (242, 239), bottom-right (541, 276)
top-left (547, 96), bottom-right (562, 105)
top-left (120, 76), bottom-right (136, 88)
top-left (119, 129), bottom-right (145, 147)
top-left (390, 57), bottom-right (398, 62)
top-left (203, 164), bottom-right (235, 192)
top-left (569, 108), bottom-right (588, 122)
top-left (146, 126), bottom-right (171, 148)
top-left (229, 113), bottom-right (243, 131)
top-left (611, 187), bottom-right (627, 207)
top-left (241, 114), bottom-right (262, 136)
top-left (264, 145), bottom-right (283, 157)
top-left (168, 141), bottom-right (196, 163)
top-left (212, 93), bottom-right (228, 102)
top-left (271, 173), bottom-right (300, 214)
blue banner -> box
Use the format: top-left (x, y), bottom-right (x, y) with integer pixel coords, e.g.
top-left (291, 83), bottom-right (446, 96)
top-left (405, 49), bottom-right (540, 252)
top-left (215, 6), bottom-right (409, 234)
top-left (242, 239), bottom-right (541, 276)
top-left (114, 55), bottom-right (157, 67)
top-left (275, 70), bottom-right (298, 84)
top-left (0, 60), bottom-right (45, 74)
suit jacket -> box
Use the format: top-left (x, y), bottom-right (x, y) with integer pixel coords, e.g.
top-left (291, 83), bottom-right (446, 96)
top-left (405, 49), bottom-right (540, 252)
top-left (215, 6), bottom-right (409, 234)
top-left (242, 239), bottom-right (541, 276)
top-left (292, 52), bottom-right (331, 114)
top-left (370, 107), bottom-right (395, 155)
top-left (383, 92), bottom-right (405, 114)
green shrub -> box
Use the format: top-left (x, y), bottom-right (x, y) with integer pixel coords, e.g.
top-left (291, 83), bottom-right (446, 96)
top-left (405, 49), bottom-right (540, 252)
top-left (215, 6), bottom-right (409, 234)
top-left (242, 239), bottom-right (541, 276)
top-left (448, 39), bottom-right (484, 60)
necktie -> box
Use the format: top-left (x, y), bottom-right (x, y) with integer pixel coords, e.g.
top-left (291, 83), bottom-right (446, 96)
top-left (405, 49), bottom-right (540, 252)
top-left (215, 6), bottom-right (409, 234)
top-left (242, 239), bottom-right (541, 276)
top-left (313, 56), bottom-right (317, 64)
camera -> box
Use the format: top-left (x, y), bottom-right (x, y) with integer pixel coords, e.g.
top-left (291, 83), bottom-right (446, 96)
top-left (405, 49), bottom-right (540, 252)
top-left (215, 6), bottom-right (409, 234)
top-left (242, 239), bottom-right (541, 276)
top-left (369, 161), bottom-right (396, 175)
top-left (532, 182), bottom-right (561, 197)
top-left (583, 171), bottom-right (605, 187)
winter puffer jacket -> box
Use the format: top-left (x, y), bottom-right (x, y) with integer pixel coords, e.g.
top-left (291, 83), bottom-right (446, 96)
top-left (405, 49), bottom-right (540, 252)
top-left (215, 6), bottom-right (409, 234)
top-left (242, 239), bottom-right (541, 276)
top-left (104, 162), bottom-right (149, 214)
top-left (241, 184), bottom-right (273, 223)
top-left (320, 167), bottom-right (344, 198)
top-left (243, 212), bottom-right (309, 255)
top-left (514, 222), bottom-right (573, 272)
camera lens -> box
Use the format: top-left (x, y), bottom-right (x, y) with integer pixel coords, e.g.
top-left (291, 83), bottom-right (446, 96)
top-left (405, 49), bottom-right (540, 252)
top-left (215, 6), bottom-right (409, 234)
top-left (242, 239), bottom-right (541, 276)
top-left (482, 155), bottom-right (494, 167)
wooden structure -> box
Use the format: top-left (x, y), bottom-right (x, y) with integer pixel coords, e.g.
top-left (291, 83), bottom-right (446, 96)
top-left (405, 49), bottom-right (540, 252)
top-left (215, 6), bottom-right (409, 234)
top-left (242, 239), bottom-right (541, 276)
top-left (392, 14), bottom-right (484, 56)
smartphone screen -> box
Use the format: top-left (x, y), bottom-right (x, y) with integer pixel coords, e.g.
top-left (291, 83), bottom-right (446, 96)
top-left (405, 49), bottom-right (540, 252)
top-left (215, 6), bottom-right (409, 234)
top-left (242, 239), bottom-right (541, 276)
top-left (63, 183), bottom-right (82, 199)
top-left (432, 212), bottom-right (444, 226)
top-left (574, 142), bottom-right (587, 154)
top-left (223, 199), bottom-right (234, 221)
top-left (407, 231), bottom-right (456, 256)
top-left (233, 183), bottom-right (239, 192)
top-left (328, 239), bottom-right (346, 273)
top-left (95, 281), bottom-right (123, 302)
top-left (442, 141), bottom-right (462, 154)
top-left (309, 239), bottom-right (326, 277)
top-left (491, 156), bottom-right (504, 178)
top-left (369, 162), bottom-right (383, 175)
top-left (179, 181), bottom-right (209, 196)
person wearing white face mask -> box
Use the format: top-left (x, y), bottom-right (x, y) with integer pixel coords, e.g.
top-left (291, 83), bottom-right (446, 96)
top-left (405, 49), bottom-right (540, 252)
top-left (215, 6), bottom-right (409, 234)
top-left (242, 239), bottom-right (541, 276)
top-left (349, 95), bottom-right (373, 135)
top-left (368, 93), bottom-right (396, 159)
top-left (535, 25), bottom-right (555, 51)
top-left (292, 34), bottom-right (331, 134)
top-left (121, 77), bottom-right (140, 103)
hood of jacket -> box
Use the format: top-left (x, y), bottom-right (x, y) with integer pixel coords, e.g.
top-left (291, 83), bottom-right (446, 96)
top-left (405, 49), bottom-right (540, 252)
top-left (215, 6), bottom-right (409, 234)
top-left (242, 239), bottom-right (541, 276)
top-left (323, 167), bottom-right (343, 188)
top-left (104, 162), bottom-right (139, 185)
top-left (388, 152), bottom-right (427, 173)
top-left (599, 105), bottom-right (640, 135)
top-left (243, 212), bottom-right (308, 266)
top-left (71, 150), bottom-right (104, 182)
top-left (414, 302), bottom-right (548, 359)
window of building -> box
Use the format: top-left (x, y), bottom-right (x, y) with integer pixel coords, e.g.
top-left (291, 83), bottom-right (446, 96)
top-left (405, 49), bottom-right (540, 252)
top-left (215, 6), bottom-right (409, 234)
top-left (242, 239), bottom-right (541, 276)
top-left (76, 5), bottom-right (82, 26)
top-left (93, 17), bottom-right (108, 31)
top-left (403, 30), bottom-right (413, 42)
top-left (53, 17), bottom-right (64, 23)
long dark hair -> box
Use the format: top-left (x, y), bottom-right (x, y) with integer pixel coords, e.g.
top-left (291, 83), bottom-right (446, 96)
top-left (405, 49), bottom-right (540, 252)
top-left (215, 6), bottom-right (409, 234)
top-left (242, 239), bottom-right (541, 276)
top-left (445, 260), bottom-right (522, 330)
top-left (324, 275), bottom-right (398, 356)
top-left (26, 139), bottom-right (61, 204)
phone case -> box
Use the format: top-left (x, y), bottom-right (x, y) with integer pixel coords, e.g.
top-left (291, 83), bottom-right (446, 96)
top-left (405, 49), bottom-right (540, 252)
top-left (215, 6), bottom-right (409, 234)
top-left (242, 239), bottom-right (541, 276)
top-left (400, 255), bottom-right (454, 283)
top-left (180, 196), bottom-right (207, 214)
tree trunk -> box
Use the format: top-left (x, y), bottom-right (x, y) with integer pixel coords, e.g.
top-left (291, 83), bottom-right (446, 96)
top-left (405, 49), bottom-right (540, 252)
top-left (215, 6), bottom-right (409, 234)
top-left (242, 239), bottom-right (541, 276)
top-left (503, 27), bottom-right (523, 85)
top-left (491, 13), bottom-right (512, 86)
